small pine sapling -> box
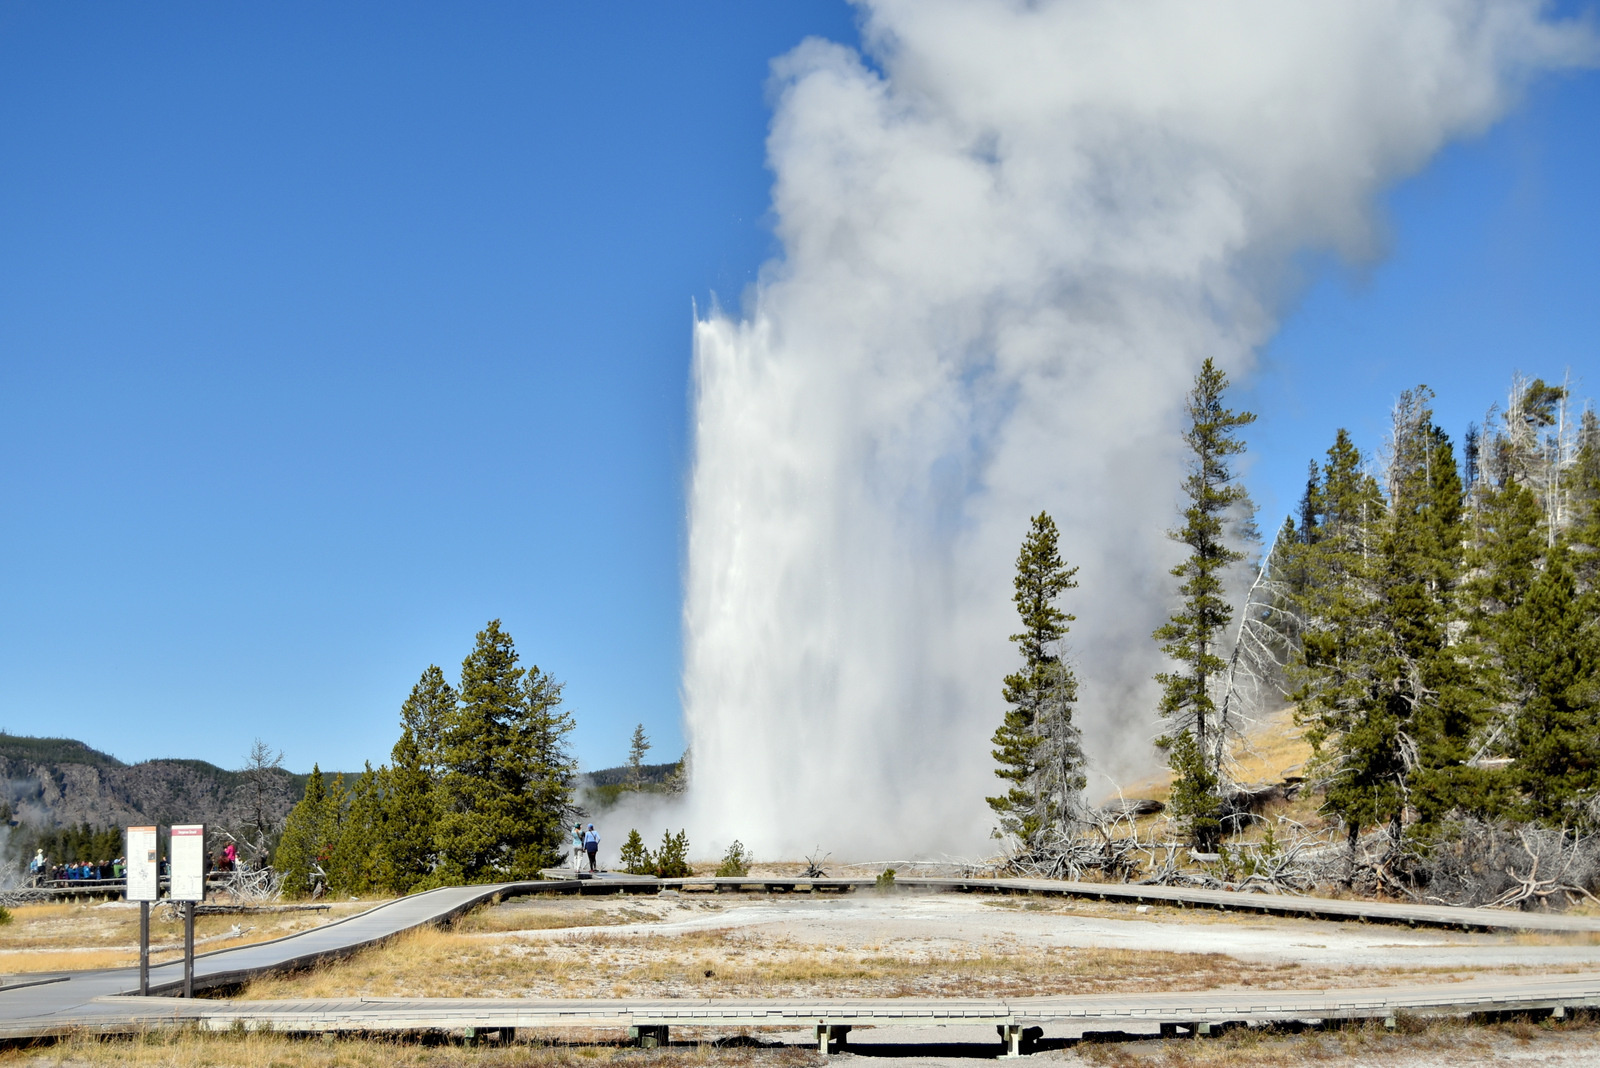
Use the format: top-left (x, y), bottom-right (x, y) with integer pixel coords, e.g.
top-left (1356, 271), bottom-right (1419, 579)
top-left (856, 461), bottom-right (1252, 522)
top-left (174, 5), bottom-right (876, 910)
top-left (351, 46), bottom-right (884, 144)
top-left (652, 829), bottom-right (693, 878)
top-left (715, 840), bottom-right (751, 877)
top-left (619, 829), bottom-right (652, 875)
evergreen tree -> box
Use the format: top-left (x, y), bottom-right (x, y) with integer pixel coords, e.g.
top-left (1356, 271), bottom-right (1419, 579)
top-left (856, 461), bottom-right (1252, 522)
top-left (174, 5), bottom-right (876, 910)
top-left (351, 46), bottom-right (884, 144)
top-left (383, 724), bottom-right (437, 893)
top-left (1296, 390), bottom-right (1479, 853)
top-left (1393, 419), bottom-right (1481, 826)
top-left (1569, 409), bottom-right (1600, 588)
top-left (1166, 731), bottom-right (1221, 852)
top-left (1298, 460), bottom-right (1320, 545)
top-left (1153, 358), bottom-right (1256, 845)
top-left (619, 829), bottom-right (651, 875)
top-left (400, 665), bottom-right (456, 774)
top-left (435, 621), bottom-right (526, 882)
top-left (1295, 428), bottom-right (1393, 858)
top-left (434, 620), bottom-right (577, 882)
top-left (517, 664), bottom-right (579, 873)
top-left (988, 511), bottom-right (1083, 846)
top-left (1503, 547), bottom-right (1600, 825)
top-left (322, 772), bottom-right (348, 880)
top-left (1465, 480), bottom-right (1545, 620)
top-left (1458, 476), bottom-right (1546, 792)
top-left (275, 765), bottom-right (329, 897)
top-left (626, 723), bottom-right (651, 788)
top-left (1464, 422), bottom-right (1481, 490)
top-left (330, 763), bottom-right (384, 895)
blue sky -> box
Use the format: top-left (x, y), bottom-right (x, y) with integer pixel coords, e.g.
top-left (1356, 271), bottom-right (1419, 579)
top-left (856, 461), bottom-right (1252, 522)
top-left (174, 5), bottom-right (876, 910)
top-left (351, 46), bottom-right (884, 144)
top-left (1, 3), bottom-right (1595, 776)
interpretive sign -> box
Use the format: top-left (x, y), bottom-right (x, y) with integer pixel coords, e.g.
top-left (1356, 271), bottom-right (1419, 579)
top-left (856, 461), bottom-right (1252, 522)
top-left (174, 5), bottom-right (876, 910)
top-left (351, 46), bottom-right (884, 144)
top-left (125, 826), bottom-right (158, 902)
top-left (170, 824), bottom-right (206, 902)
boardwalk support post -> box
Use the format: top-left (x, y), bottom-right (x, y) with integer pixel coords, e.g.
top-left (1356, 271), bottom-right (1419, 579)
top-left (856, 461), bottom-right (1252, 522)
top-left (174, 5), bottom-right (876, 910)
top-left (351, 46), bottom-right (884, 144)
top-left (631, 1025), bottom-right (668, 1049)
top-left (815, 1024), bottom-right (850, 1054)
top-left (1553, 1004), bottom-right (1566, 1021)
top-left (999, 1024), bottom-right (1022, 1058)
top-left (1384, 1015), bottom-right (1396, 1031)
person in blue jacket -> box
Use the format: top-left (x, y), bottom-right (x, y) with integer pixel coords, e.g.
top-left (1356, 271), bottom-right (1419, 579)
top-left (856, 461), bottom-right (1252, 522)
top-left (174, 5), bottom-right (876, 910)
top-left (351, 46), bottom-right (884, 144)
top-left (583, 824), bottom-right (599, 872)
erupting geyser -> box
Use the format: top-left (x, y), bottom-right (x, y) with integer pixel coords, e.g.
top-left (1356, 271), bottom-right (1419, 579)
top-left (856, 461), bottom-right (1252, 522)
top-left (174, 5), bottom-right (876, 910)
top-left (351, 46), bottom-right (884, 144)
top-left (681, 0), bottom-right (1592, 859)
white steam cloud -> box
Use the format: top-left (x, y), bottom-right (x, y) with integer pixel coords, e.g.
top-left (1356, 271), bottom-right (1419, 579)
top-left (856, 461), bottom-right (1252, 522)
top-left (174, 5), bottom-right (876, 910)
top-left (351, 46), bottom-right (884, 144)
top-left (682, 0), bottom-right (1591, 859)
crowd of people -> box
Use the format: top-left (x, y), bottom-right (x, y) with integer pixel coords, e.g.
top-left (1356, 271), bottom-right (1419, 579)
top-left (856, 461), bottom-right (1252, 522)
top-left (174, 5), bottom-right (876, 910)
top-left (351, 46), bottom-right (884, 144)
top-left (25, 840), bottom-right (242, 885)
top-left (28, 849), bottom-right (124, 883)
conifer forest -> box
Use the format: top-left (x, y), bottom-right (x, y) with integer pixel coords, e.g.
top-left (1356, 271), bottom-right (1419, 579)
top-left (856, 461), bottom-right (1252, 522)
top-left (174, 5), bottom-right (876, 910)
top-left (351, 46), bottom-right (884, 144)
top-left (274, 619), bottom-right (579, 896)
top-left (992, 368), bottom-right (1600, 907)
top-left (262, 368), bottom-right (1600, 908)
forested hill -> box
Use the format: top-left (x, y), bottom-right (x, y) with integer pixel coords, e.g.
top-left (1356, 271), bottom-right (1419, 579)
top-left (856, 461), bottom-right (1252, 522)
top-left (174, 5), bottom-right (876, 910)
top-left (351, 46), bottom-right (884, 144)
top-left (0, 732), bottom-right (319, 833)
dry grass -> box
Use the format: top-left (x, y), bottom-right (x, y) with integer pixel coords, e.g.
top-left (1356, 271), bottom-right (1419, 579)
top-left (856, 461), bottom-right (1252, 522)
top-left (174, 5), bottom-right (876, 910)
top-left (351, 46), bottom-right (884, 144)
top-left (237, 921), bottom-right (1499, 1003)
top-left (457, 903), bottom-right (664, 935)
top-left (4, 1014), bottom-right (1599, 1068)
top-left (0, 900), bottom-right (373, 974)
top-left (1228, 706), bottom-right (1313, 787)
top-left (1077, 1012), bottom-right (1600, 1066)
top-left (1113, 705), bottom-right (1312, 808)
top-left (0, 948), bottom-right (136, 973)
top-left (0, 1028), bottom-right (823, 1068)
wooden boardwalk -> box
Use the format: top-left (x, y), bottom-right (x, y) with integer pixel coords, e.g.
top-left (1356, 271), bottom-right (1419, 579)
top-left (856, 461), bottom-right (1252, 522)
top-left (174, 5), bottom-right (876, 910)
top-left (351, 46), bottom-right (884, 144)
top-left (22, 973), bottom-right (1600, 1052)
top-left (644, 873), bottom-right (1600, 934)
top-left (5, 871), bottom-right (1600, 1048)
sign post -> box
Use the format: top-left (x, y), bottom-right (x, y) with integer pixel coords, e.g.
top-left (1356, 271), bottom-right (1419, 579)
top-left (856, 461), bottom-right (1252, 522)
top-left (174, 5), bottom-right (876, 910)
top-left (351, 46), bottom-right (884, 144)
top-left (169, 824), bottom-right (206, 997)
top-left (125, 826), bottom-right (158, 995)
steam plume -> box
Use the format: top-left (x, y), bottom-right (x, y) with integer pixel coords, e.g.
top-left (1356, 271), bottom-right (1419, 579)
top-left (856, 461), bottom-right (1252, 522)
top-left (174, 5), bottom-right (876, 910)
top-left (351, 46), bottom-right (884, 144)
top-left (683, 0), bottom-right (1591, 858)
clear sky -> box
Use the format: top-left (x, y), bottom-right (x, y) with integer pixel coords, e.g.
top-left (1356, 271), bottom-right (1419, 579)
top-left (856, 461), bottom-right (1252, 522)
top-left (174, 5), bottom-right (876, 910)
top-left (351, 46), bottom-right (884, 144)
top-left (1, 3), bottom-right (1596, 776)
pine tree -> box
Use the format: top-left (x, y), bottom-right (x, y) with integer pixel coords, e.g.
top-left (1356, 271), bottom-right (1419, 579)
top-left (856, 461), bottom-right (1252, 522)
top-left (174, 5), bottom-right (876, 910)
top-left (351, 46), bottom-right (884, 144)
top-left (435, 621), bottom-right (526, 882)
top-left (1296, 390), bottom-right (1479, 854)
top-left (322, 772), bottom-right (348, 881)
top-left (434, 620), bottom-right (577, 882)
top-left (1154, 358), bottom-right (1256, 847)
top-left (1394, 419), bottom-right (1481, 827)
top-left (626, 723), bottom-right (651, 788)
top-left (1457, 476), bottom-right (1546, 793)
top-left (330, 763), bottom-right (384, 895)
top-left (619, 829), bottom-right (651, 874)
top-left (1166, 731), bottom-right (1221, 852)
top-left (1298, 460), bottom-right (1321, 545)
top-left (400, 665), bottom-right (456, 774)
top-left (516, 664), bottom-right (579, 874)
top-left (275, 765), bottom-right (329, 897)
top-left (988, 512), bottom-right (1083, 847)
top-left (383, 724), bottom-right (437, 893)
top-left (1568, 409), bottom-right (1600, 589)
top-left (1503, 547), bottom-right (1600, 825)
top-left (1295, 429), bottom-right (1389, 859)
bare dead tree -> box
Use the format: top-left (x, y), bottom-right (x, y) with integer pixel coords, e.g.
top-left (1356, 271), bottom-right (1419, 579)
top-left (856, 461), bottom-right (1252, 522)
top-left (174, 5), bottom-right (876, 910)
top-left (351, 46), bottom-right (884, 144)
top-left (1408, 819), bottom-right (1600, 910)
top-left (1213, 523), bottom-right (1304, 786)
top-left (802, 847), bottom-right (831, 878)
top-left (237, 738), bottom-right (290, 868)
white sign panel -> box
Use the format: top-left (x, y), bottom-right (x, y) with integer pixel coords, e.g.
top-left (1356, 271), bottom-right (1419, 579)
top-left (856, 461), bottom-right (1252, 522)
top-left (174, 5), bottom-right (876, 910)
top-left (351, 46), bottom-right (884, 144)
top-left (169, 824), bottom-right (206, 902)
top-left (125, 826), bottom-right (158, 902)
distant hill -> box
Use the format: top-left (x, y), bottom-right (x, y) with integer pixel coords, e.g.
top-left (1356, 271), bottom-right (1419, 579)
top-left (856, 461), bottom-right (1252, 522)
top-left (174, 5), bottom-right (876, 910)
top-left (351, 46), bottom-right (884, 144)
top-left (0, 732), bottom-right (325, 840)
top-left (0, 733), bottom-right (124, 769)
top-left (582, 760), bottom-right (680, 789)
top-left (577, 757), bottom-right (682, 813)
top-left (0, 729), bottom-right (685, 849)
